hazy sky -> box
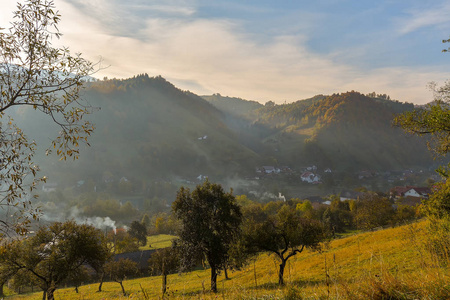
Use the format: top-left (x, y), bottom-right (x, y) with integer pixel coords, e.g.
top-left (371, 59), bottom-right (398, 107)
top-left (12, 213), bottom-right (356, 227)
top-left (2, 0), bottom-right (450, 104)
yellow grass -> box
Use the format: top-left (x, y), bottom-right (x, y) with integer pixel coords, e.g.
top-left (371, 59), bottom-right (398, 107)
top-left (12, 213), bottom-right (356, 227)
top-left (7, 220), bottom-right (450, 299)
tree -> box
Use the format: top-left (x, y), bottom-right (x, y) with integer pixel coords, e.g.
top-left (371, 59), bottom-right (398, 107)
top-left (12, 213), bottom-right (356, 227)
top-left (0, 221), bottom-right (109, 300)
top-left (243, 205), bottom-right (326, 286)
top-left (107, 228), bottom-right (139, 254)
top-left (147, 247), bottom-right (180, 296)
top-left (0, 0), bottom-right (96, 234)
top-left (354, 193), bottom-right (394, 230)
top-left (129, 220), bottom-right (147, 246)
top-left (104, 258), bottom-right (138, 296)
top-left (172, 180), bottom-right (242, 293)
top-left (395, 39), bottom-right (450, 260)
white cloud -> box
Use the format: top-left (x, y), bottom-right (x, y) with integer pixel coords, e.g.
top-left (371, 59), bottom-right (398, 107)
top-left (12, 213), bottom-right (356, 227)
top-left (397, 2), bottom-right (450, 34)
top-left (21, 1), bottom-right (449, 105)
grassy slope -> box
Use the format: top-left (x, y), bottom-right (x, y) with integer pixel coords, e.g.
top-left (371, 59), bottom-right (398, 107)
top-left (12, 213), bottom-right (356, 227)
top-left (8, 220), bottom-right (450, 299)
top-left (139, 234), bottom-right (177, 251)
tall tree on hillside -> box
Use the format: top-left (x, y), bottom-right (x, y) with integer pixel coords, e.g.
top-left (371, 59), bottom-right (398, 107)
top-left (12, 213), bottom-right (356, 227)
top-left (243, 205), bottom-right (326, 286)
top-left (172, 180), bottom-right (242, 293)
top-left (0, 0), bottom-right (96, 234)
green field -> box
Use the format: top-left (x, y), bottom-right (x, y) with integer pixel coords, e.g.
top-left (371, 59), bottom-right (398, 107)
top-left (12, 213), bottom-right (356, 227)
top-left (6, 220), bottom-right (450, 299)
top-left (140, 234), bottom-right (178, 251)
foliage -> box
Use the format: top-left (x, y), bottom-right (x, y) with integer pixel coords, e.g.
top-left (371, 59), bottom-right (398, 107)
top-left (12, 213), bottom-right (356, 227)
top-left (172, 180), bottom-right (242, 292)
top-left (147, 246), bottom-right (180, 295)
top-left (354, 193), bottom-right (394, 230)
top-left (243, 204), bottom-right (326, 285)
top-left (0, 0), bottom-right (95, 234)
top-left (107, 229), bottom-right (139, 254)
top-left (0, 221), bottom-right (109, 300)
top-left (129, 220), bottom-right (147, 246)
top-left (104, 258), bottom-right (138, 296)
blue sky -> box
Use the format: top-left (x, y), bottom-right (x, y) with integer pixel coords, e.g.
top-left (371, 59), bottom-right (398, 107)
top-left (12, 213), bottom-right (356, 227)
top-left (2, 0), bottom-right (450, 104)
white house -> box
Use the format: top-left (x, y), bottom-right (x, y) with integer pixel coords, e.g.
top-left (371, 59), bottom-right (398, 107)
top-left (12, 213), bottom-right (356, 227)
top-left (301, 172), bottom-right (321, 184)
top-left (404, 187), bottom-right (430, 199)
top-left (262, 166), bottom-right (280, 174)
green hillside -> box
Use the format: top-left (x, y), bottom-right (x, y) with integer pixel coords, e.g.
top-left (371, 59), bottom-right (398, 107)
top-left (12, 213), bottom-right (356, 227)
top-left (207, 91), bottom-right (433, 171)
top-left (8, 220), bottom-right (449, 299)
top-left (10, 76), bottom-right (437, 200)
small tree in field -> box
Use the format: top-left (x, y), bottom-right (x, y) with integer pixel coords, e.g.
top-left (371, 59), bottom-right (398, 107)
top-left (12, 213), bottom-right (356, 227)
top-left (0, 0), bottom-right (96, 234)
top-left (172, 180), bottom-right (242, 293)
top-left (104, 258), bottom-right (138, 296)
top-left (243, 205), bottom-right (326, 286)
top-left (148, 247), bottom-right (180, 296)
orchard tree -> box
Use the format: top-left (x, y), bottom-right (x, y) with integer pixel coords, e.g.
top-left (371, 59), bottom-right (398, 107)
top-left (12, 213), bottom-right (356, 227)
top-left (0, 221), bottom-right (109, 300)
top-left (0, 0), bottom-right (96, 234)
top-left (104, 258), bottom-right (138, 296)
top-left (172, 180), bottom-right (242, 293)
top-left (243, 205), bottom-right (326, 286)
top-left (148, 247), bottom-right (180, 296)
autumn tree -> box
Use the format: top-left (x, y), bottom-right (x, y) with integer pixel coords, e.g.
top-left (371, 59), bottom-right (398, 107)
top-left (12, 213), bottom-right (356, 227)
top-left (395, 37), bottom-right (450, 260)
top-left (243, 204), bottom-right (326, 286)
top-left (104, 258), bottom-right (138, 296)
top-left (172, 180), bottom-right (242, 293)
top-left (0, 0), bottom-right (96, 234)
top-left (148, 247), bottom-right (180, 296)
top-left (0, 221), bottom-right (109, 300)
top-left (354, 193), bottom-right (394, 230)
top-left (129, 220), bottom-right (147, 246)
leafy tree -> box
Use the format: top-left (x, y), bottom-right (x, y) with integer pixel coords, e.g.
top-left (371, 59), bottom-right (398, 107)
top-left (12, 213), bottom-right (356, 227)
top-left (148, 247), bottom-right (180, 296)
top-left (129, 220), bottom-right (147, 246)
top-left (107, 229), bottom-right (139, 254)
top-left (243, 205), bottom-right (325, 286)
top-left (104, 258), bottom-right (138, 296)
top-left (172, 180), bottom-right (242, 293)
top-left (0, 0), bottom-right (95, 234)
top-left (354, 193), bottom-right (394, 230)
top-left (0, 221), bottom-right (109, 300)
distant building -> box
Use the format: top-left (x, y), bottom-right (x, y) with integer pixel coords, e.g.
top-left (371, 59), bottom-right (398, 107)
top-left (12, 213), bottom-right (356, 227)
top-left (301, 172), bottom-right (321, 184)
top-left (42, 183), bottom-right (58, 192)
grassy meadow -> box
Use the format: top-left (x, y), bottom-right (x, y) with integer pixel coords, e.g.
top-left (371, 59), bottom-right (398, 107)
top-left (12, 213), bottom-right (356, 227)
top-left (6, 220), bottom-right (450, 299)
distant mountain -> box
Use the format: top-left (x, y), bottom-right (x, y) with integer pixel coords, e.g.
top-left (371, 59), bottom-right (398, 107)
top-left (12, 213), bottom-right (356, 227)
top-left (204, 91), bottom-right (433, 171)
top-left (14, 75), bottom-right (434, 190)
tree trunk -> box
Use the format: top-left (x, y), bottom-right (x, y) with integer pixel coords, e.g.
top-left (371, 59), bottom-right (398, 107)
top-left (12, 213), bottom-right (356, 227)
top-left (278, 259), bottom-right (287, 286)
top-left (98, 272), bottom-right (104, 292)
top-left (224, 267), bottom-right (229, 280)
top-left (210, 265), bottom-right (218, 293)
top-left (46, 287), bottom-right (56, 300)
top-left (119, 281), bottom-right (126, 296)
top-left (162, 273), bottom-right (167, 295)
top-left (0, 280), bottom-right (5, 298)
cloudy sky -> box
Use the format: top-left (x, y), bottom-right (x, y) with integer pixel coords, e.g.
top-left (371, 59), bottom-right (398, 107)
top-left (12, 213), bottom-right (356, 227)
top-left (2, 0), bottom-right (450, 104)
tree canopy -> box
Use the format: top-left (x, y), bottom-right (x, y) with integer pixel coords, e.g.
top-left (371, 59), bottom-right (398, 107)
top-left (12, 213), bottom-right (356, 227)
top-left (172, 180), bottom-right (242, 293)
top-left (0, 0), bottom-right (95, 234)
top-left (0, 221), bottom-right (109, 300)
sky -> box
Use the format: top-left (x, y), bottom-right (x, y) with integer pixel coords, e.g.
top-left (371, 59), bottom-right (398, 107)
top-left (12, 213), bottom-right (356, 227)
top-left (2, 0), bottom-right (450, 104)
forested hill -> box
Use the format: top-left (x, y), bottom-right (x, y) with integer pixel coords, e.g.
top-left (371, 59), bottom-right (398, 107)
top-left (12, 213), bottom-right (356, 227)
top-left (16, 75), bottom-right (434, 187)
top-left (204, 91), bottom-right (433, 171)
top-left (22, 74), bottom-right (262, 183)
